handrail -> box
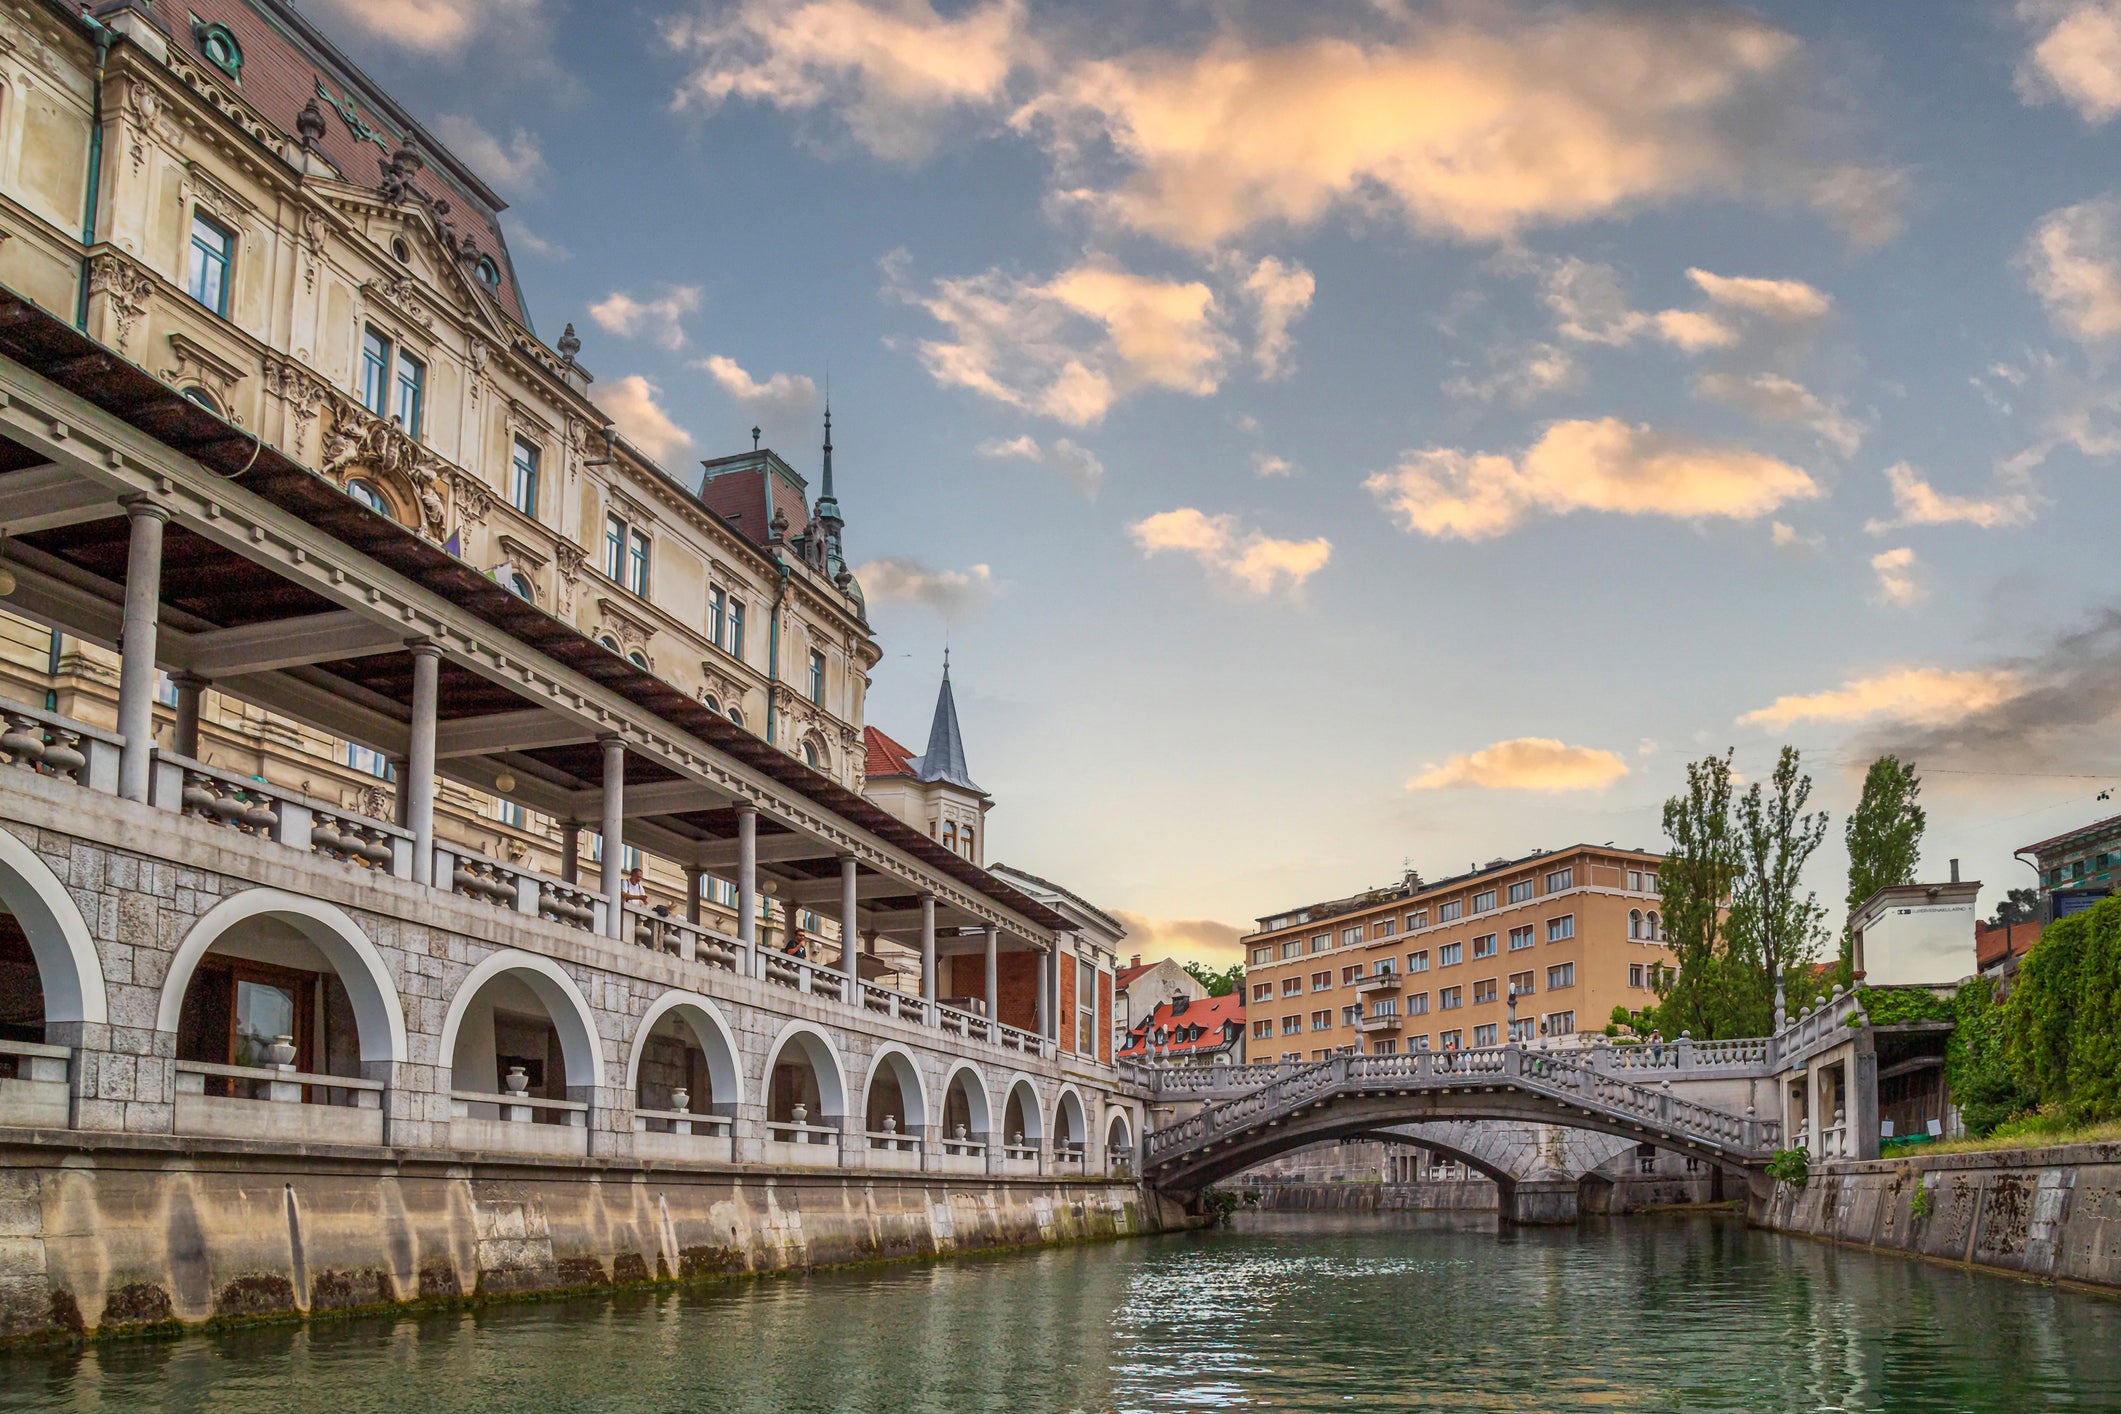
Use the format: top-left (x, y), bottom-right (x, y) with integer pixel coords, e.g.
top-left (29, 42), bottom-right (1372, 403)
top-left (178, 1059), bottom-right (383, 1090)
top-left (451, 1088), bottom-right (587, 1113)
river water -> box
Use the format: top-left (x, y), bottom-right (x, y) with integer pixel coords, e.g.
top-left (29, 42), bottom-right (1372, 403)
top-left (4, 1212), bottom-right (2115, 1412)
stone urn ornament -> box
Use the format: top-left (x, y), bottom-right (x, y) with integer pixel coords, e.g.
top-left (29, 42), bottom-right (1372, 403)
top-left (954, 1123), bottom-right (968, 1141)
top-left (883, 1115), bottom-right (898, 1133)
top-left (1012, 1130), bottom-right (1024, 1147)
top-left (504, 1065), bottom-right (530, 1096)
top-left (792, 1103), bottom-right (808, 1126)
top-left (670, 1087), bottom-right (690, 1114)
top-left (269, 1035), bottom-right (298, 1069)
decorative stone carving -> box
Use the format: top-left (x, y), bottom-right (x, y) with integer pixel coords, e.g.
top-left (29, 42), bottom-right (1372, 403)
top-left (123, 78), bottom-right (177, 177)
top-left (180, 160), bottom-right (251, 229)
top-left (263, 356), bottom-right (329, 462)
top-left (299, 208), bottom-right (328, 293)
top-left (467, 336), bottom-right (490, 406)
top-left (160, 333), bottom-right (247, 423)
top-left (552, 539), bottom-right (587, 618)
top-left (360, 273), bottom-right (433, 331)
top-left (86, 253), bottom-right (153, 357)
top-left (450, 470), bottom-right (495, 533)
top-left (318, 393), bottom-right (449, 539)
top-left (595, 595), bottom-right (657, 666)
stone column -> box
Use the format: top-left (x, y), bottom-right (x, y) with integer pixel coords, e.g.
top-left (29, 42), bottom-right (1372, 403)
top-left (406, 642), bottom-right (440, 885)
top-left (839, 856), bottom-right (860, 989)
top-left (600, 736), bottom-right (625, 939)
top-left (984, 925), bottom-right (999, 1023)
top-left (169, 672), bottom-right (208, 759)
top-left (114, 498), bottom-right (167, 802)
top-left (685, 863), bottom-right (704, 926)
top-left (919, 893), bottom-right (937, 1014)
top-left (736, 805), bottom-right (758, 974)
top-left (560, 820), bottom-right (580, 883)
top-left (1035, 949), bottom-right (1050, 1040)
top-left (389, 756), bottom-right (409, 827)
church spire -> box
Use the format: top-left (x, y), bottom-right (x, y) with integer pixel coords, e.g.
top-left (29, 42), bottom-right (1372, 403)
top-left (814, 402), bottom-right (843, 539)
top-left (913, 649), bottom-right (981, 793)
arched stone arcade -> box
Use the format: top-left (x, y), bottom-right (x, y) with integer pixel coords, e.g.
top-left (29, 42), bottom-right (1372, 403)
top-left (0, 824), bottom-right (107, 1045)
top-left (436, 950), bottom-right (603, 1135)
top-left (626, 991), bottom-right (743, 1126)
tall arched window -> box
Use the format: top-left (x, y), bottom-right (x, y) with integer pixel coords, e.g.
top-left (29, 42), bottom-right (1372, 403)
top-left (1647, 911), bottom-right (1662, 942)
top-left (597, 635), bottom-right (621, 655)
top-left (801, 740), bottom-right (819, 769)
top-left (942, 821), bottom-right (957, 851)
top-left (1629, 909), bottom-right (1642, 940)
top-left (505, 571), bottom-right (534, 602)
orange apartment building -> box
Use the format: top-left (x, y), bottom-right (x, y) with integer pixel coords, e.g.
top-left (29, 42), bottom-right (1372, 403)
top-left (1241, 845), bottom-right (1674, 1060)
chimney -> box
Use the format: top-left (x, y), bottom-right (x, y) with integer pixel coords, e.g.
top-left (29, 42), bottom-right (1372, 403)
top-left (1130, 954), bottom-right (1141, 968)
top-left (1950, 858), bottom-right (1961, 884)
top-left (1171, 992), bottom-right (1189, 1015)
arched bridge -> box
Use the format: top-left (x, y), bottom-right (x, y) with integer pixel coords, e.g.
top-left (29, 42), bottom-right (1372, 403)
top-left (1142, 1046), bottom-right (1782, 1204)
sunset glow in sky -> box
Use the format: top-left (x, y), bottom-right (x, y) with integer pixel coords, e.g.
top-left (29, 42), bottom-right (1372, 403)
top-left (315, 0), bottom-right (2121, 964)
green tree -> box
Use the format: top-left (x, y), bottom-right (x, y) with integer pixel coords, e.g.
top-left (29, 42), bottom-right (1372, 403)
top-left (1732, 744), bottom-right (1832, 1027)
top-left (1990, 888), bottom-right (2040, 926)
top-left (1842, 755), bottom-right (1926, 981)
top-left (1946, 977), bottom-right (2034, 1137)
top-left (1648, 750), bottom-right (1751, 1038)
top-left (1183, 960), bottom-right (1243, 997)
top-left (2006, 897), bottom-right (2121, 1122)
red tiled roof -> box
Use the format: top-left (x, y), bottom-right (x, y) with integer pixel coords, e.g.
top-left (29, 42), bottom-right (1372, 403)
top-left (1976, 918), bottom-right (2043, 971)
top-left (864, 725), bottom-right (918, 779)
top-left (1115, 959), bottom-right (1157, 990)
top-left (1117, 992), bottom-right (1244, 1059)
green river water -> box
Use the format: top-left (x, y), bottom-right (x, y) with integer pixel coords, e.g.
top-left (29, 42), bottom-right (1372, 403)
top-left (2, 1212), bottom-right (2115, 1413)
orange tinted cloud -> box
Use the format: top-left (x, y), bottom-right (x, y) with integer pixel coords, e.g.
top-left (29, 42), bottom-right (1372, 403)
top-left (1131, 508), bottom-right (1331, 596)
top-left (596, 375), bottom-right (693, 462)
top-left (1738, 667), bottom-right (2025, 729)
top-left (2017, 1), bottom-right (2121, 124)
top-left (1407, 738), bottom-right (1631, 792)
top-left (2022, 196), bottom-right (2121, 341)
top-left (1864, 463), bottom-right (2033, 532)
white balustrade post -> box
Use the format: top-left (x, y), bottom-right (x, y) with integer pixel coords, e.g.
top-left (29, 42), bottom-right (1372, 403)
top-left (839, 855), bottom-right (859, 989)
top-left (1036, 949), bottom-right (1050, 1041)
top-left (114, 498), bottom-right (166, 802)
top-left (170, 671), bottom-right (207, 759)
top-left (919, 892), bottom-right (937, 1016)
top-left (984, 925), bottom-right (999, 1025)
top-left (736, 805), bottom-right (758, 973)
top-left (600, 735), bottom-right (625, 940)
top-left (406, 642), bottom-right (440, 885)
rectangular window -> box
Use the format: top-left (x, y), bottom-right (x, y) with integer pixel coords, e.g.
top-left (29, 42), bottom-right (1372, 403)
top-left (1281, 940), bottom-right (1303, 960)
top-left (1440, 1028), bottom-right (1463, 1050)
top-left (1281, 1015), bottom-right (1302, 1036)
top-left (1251, 982), bottom-right (1272, 1002)
top-left (807, 649), bottom-right (826, 705)
top-left (360, 327), bottom-right (393, 416)
top-left (1078, 960), bottom-right (1098, 1056)
top-left (510, 438), bottom-right (540, 517)
top-left (395, 350), bottom-right (425, 435)
top-left (603, 513), bottom-right (627, 581)
top-left (1409, 1035), bottom-right (1431, 1052)
top-left (1439, 986), bottom-right (1462, 1011)
top-left (1438, 942), bottom-right (1463, 967)
top-left (345, 742), bottom-right (392, 779)
top-left (1281, 977), bottom-right (1303, 997)
top-left (495, 798), bottom-right (525, 829)
top-left (187, 211), bottom-right (234, 316)
top-left (1473, 1023), bottom-right (1498, 1047)
top-left (627, 528), bottom-right (651, 596)
top-left (1371, 1040), bottom-right (1398, 1056)
top-left (1472, 889), bottom-right (1496, 913)
top-left (1545, 1011), bottom-right (1576, 1036)
top-left (1627, 870), bottom-right (1644, 892)
top-left (1310, 933), bottom-right (1331, 953)
top-left (1251, 947), bottom-right (1273, 966)
top-left (1371, 998), bottom-right (1397, 1017)
top-left (1473, 978), bottom-right (1497, 1004)
top-left (1509, 970), bottom-right (1536, 997)
top-left (1545, 867), bottom-right (1575, 893)
top-left (1629, 963), bottom-right (1645, 989)
top-left (729, 601), bottom-right (746, 659)
top-left (1406, 950), bottom-right (1429, 973)
top-left (1373, 958), bottom-right (1397, 977)
top-left (1253, 1020), bottom-right (1272, 1040)
top-left (1547, 915), bottom-right (1575, 943)
top-left (1340, 926), bottom-right (1362, 946)
top-left (1508, 879), bottom-right (1535, 904)
top-left (1509, 925), bottom-right (1536, 951)
top-left (1546, 963), bottom-right (1576, 990)
top-left (1472, 933), bottom-right (1497, 959)
top-left (1373, 919), bottom-right (1396, 939)
top-left (1311, 971), bottom-right (1332, 991)
top-left (1341, 964), bottom-right (1365, 984)
top-left (1406, 910), bottom-right (1428, 930)
top-left (1509, 1018), bottom-right (1535, 1042)
top-left (1311, 1010), bottom-right (1332, 1030)
top-left (1341, 1005), bottom-right (1361, 1026)
top-left (1438, 900), bottom-right (1463, 922)
top-left (1406, 992), bottom-right (1429, 1015)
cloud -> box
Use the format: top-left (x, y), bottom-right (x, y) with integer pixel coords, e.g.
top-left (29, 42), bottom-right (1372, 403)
top-left (588, 286), bottom-right (702, 352)
top-left (1239, 256), bottom-right (1316, 377)
top-left (1013, 6), bottom-right (1891, 251)
top-left (852, 557), bottom-right (996, 613)
top-left (1251, 451), bottom-right (1299, 477)
top-left (1693, 372), bottom-right (1863, 454)
top-left (1686, 268), bottom-right (1833, 323)
top-left (1870, 546), bottom-right (1926, 606)
top-left (432, 114), bottom-right (547, 195)
top-left (1536, 257), bottom-right (1732, 350)
top-left (2017, 1), bottom-right (2121, 123)
top-left (507, 220), bottom-right (571, 262)
top-left (1444, 341), bottom-right (1583, 405)
top-left (1738, 666), bottom-right (2026, 730)
top-left (1770, 520), bottom-right (1822, 551)
top-left (1130, 507), bottom-right (1330, 597)
top-left (1109, 911), bottom-right (1248, 966)
top-left (665, 0), bottom-right (1030, 161)
top-left (890, 253), bottom-right (1233, 424)
top-left (1364, 418), bottom-right (1820, 541)
top-left (305, 0), bottom-right (539, 52)
top-left (696, 355), bottom-right (822, 423)
top-left (2022, 196), bottom-right (2121, 342)
top-left (975, 434), bottom-right (1104, 497)
top-left (1864, 463), bottom-right (2034, 533)
top-left (597, 375), bottom-right (694, 463)
top-left (1407, 737), bottom-right (1630, 792)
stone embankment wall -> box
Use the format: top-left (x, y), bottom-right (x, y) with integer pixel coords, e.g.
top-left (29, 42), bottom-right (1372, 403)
top-left (1758, 1141), bottom-right (2121, 1288)
top-left (1246, 1180), bottom-right (1500, 1214)
top-left (0, 1136), bottom-right (1172, 1343)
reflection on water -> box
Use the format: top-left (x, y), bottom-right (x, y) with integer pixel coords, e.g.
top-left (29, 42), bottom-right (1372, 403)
top-left (3, 1211), bottom-right (2114, 1413)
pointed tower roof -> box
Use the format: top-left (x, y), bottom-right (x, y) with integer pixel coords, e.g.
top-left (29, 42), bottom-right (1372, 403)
top-left (912, 651), bottom-right (983, 794)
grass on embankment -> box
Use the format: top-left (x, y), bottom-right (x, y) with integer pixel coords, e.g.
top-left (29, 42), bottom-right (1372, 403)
top-left (1888, 1112), bottom-right (2121, 1158)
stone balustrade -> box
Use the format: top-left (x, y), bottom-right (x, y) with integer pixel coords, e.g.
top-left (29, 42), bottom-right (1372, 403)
top-left (0, 1038), bottom-right (71, 1128)
top-left (0, 703), bottom-right (121, 792)
top-left (174, 1059), bottom-right (386, 1144)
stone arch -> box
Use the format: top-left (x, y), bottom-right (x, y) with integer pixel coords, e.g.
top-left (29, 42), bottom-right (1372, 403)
top-left (797, 729), bottom-right (830, 774)
top-left (624, 991), bottom-right (742, 1112)
top-left (1001, 1072), bottom-right (1043, 1144)
top-left (940, 1061), bottom-right (991, 1140)
top-left (1053, 1084), bottom-right (1088, 1150)
top-left (436, 949), bottom-right (603, 1094)
top-left (158, 888), bottom-right (404, 1065)
top-left (860, 1043), bottom-right (930, 1133)
top-left (1107, 1108), bottom-right (1134, 1155)
top-left (0, 824), bottom-right (106, 1031)
top-left (760, 1020), bottom-right (847, 1122)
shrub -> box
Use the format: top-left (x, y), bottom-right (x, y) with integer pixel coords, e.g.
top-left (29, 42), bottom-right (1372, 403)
top-left (1767, 1147), bottom-right (1811, 1187)
top-left (2005, 897), bottom-right (2121, 1124)
top-left (1946, 976), bottom-right (2035, 1137)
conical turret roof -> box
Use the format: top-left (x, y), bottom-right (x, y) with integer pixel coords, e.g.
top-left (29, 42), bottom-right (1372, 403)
top-left (912, 652), bottom-right (982, 793)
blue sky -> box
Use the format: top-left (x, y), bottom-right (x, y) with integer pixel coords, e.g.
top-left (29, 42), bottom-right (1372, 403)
top-left (314, 0), bottom-right (2121, 963)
